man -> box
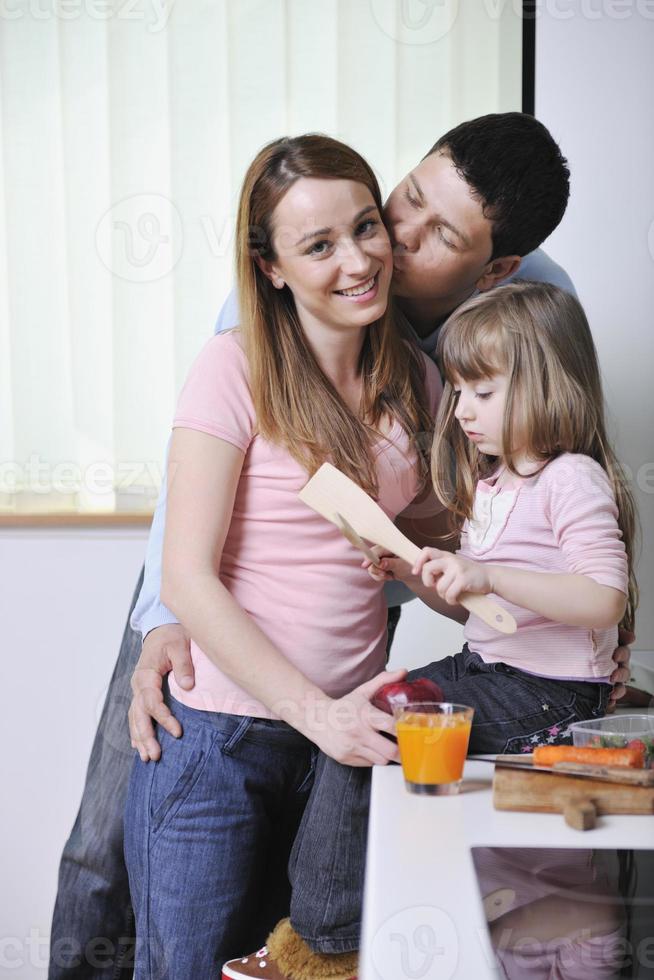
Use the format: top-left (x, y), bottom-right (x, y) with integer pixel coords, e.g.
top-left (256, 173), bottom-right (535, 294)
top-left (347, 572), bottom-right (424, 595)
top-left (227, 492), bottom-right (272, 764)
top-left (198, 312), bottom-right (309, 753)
top-left (49, 113), bottom-right (632, 979)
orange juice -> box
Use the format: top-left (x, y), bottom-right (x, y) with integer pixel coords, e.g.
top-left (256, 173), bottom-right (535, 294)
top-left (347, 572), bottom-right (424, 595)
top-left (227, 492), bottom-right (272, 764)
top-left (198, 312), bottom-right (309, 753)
top-left (395, 706), bottom-right (473, 792)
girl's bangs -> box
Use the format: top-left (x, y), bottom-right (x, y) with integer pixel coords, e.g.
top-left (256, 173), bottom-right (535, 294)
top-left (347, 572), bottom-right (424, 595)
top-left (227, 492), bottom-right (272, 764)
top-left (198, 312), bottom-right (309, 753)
top-left (440, 312), bottom-right (509, 383)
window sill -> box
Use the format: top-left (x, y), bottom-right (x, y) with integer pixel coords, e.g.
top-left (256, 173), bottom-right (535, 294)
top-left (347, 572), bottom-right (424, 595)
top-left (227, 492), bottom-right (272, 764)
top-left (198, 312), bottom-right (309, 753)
top-left (0, 513), bottom-right (153, 528)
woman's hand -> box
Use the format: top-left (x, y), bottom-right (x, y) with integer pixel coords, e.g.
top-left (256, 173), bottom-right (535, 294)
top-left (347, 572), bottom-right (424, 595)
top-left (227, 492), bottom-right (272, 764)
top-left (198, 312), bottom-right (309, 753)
top-left (412, 548), bottom-right (492, 605)
top-left (362, 546), bottom-right (415, 583)
top-left (311, 669), bottom-right (406, 767)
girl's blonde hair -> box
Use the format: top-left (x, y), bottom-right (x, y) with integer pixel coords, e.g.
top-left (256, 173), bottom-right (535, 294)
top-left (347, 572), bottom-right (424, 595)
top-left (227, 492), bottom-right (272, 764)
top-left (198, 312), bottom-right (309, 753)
top-left (432, 281), bottom-right (638, 631)
top-left (235, 133), bottom-right (433, 497)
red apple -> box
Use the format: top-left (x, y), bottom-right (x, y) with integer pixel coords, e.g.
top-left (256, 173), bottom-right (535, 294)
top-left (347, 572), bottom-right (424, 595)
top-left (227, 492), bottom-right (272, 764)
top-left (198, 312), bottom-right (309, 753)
top-left (372, 678), bottom-right (445, 715)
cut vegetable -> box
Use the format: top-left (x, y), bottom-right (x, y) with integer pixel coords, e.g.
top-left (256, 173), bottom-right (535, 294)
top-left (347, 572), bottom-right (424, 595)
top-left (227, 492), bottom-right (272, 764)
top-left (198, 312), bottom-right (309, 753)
top-left (533, 744), bottom-right (645, 769)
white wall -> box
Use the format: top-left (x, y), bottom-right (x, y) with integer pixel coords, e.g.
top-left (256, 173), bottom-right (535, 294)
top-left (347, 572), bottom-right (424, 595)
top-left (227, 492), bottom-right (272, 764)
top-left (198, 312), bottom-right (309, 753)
top-left (1, 529), bottom-right (147, 979)
top-left (534, 3), bottom-right (654, 648)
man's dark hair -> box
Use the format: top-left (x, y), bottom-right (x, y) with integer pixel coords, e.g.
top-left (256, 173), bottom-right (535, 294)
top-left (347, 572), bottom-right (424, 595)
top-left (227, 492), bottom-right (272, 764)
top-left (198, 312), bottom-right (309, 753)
top-left (427, 112), bottom-right (570, 260)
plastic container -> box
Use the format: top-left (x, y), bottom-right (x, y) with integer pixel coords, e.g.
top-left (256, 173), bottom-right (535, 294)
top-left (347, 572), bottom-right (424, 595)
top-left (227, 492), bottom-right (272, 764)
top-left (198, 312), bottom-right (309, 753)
top-left (569, 715), bottom-right (654, 768)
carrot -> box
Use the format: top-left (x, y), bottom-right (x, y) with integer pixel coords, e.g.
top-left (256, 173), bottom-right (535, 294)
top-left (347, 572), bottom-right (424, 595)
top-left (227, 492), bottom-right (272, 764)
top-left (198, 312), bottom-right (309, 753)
top-left (533, 744), bottom-right (645, 769)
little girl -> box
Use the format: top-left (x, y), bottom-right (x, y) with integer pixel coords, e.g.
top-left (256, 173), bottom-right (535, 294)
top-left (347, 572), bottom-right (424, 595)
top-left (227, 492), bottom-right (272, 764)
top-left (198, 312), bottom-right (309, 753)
top-left (371, 279), bottom-right (637, 749)
top-left (221, 281), bottom-right (638, 980)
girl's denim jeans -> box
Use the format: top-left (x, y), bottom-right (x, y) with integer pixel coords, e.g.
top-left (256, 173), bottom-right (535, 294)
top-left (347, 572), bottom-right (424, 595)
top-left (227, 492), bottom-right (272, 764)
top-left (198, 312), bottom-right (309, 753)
top-left (123, 685), bottom-right (316, 978)
top-left (287, 645), bottom-right (611, 954)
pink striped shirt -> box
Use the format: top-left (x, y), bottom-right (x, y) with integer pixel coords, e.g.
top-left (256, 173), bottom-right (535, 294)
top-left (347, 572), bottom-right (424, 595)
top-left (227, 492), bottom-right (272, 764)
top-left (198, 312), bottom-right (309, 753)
top-left (458, 453), bottom-right (629, 680)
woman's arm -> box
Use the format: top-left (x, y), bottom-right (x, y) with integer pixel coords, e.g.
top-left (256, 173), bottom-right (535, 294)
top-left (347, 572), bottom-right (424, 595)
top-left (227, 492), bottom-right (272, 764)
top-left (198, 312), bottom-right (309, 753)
top-left (161, 427), bottom-right (400, 766)
top-left (161, 428), bottom-right (321, 719)
top-left (413, 550), bottom-right (627, 630)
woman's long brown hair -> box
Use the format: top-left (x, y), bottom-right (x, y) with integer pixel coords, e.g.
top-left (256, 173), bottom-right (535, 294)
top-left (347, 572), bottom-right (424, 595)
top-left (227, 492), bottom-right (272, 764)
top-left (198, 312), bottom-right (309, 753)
top-left (235, 134), bottom-right (433, 497)
top-left (432, 281), bottom-right (638, 631)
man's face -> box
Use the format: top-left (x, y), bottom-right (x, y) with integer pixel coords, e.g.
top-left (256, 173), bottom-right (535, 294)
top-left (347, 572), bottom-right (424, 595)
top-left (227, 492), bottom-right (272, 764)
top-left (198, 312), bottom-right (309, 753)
top-left (384, 151), bottom-right (495, 315)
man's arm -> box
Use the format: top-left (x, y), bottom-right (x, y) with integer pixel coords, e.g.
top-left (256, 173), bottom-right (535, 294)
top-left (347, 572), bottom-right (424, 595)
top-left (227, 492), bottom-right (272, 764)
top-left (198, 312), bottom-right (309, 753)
top-left (608, 629), bottom-right (634, 711)
top-left (130, 288), bottom-right (242, 639)
top-left (128, 452), bottom-right (197, 760)
top-left (130, 448), bottom-right (179, 638)
top-left (214, 286), bottom-right (240, 333)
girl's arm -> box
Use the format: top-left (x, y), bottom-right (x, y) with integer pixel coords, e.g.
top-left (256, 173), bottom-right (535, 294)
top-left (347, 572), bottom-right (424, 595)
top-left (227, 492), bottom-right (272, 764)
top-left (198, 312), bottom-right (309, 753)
top-left (402, 569), bottom-right (469, 624)
top-left (412, 550), bottom-right (627, 630)
top-left (488, 566), bottom-right (626, 630)
top-left (363, 550), bottom-right (468, 625)
top-left (161, 427), bottom-right (401, 767)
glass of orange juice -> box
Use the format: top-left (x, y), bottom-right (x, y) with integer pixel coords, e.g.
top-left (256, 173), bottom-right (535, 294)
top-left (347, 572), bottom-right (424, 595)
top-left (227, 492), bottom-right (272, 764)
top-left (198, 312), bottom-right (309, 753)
top-left (393, 703), bottom-right (474, 795)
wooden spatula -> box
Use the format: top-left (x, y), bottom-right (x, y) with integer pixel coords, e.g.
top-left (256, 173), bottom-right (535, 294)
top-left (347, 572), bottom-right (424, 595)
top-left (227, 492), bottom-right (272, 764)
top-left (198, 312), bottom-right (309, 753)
top-left (300, 462), bottom-right (516, 635)
top-left (334, 512), bottom-right (383, 567)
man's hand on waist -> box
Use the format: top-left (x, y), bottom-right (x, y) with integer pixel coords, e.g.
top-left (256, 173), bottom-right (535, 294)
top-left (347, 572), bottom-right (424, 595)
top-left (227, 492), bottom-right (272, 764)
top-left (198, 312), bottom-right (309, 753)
top-left (128, 623), bottom-right (195, 762)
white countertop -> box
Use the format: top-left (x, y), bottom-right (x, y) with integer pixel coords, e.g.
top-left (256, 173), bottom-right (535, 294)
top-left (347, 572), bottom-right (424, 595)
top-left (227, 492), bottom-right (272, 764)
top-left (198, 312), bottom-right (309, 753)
top-left (360, 759), bottom-right (654, 980)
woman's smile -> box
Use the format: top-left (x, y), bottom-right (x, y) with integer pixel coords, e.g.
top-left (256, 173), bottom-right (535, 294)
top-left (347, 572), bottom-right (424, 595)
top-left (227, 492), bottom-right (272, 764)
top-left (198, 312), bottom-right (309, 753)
top-left (264, 177), bottom-right (393, 332)
top-left (334, 271), bottom-right (380, 302)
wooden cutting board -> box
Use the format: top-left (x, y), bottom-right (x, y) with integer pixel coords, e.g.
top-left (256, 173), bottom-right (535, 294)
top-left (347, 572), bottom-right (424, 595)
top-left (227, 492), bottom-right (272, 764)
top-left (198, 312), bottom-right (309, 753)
top-left (493, 766), bottom-right (654, 821)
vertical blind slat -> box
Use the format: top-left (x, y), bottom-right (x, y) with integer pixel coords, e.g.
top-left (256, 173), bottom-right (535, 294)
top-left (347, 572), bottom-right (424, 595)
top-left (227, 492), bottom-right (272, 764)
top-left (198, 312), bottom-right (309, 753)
top-left (0, 1), bottom-right (522, 514)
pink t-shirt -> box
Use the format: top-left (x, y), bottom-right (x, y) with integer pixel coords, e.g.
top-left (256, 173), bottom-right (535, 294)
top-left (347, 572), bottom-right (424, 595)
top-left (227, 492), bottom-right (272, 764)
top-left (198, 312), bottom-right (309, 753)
top-left (459, 453), bottom-right (629, 679)
top-left (169, 330), bottom-right (442, 716)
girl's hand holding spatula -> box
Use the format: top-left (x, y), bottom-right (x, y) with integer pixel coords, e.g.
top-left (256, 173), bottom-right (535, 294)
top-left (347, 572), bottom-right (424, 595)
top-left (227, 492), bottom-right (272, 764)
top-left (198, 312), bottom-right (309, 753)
top-left (412, 549), bottom-right (493, 606)
top-left (361, 545), bottom-right (414, 583)
top-left (363, 544), bottom-right (472, 626)
top-left (362, 546), bottom-right (471, 627)
top-left (364, 544), bottom-right (493, 610)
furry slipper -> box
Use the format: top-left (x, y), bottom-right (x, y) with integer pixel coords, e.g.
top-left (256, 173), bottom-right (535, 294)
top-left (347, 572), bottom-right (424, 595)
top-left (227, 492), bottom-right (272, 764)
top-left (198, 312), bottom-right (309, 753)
top-left (266, 919), bottom-right (358, 980)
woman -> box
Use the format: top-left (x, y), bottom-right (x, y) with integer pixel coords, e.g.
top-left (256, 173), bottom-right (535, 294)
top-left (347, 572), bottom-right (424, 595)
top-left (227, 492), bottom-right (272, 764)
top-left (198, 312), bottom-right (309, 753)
top-left (123, 134), bottom-right (442, 977)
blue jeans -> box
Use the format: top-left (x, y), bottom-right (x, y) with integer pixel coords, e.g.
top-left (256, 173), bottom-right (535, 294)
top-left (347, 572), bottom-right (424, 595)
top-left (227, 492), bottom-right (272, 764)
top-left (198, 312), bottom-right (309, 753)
top-left (123, 686), bottom-right (317, 978)
top-left (49, 570), bottom-right (143, 980)
top-left (287, 645), bottom-right (612, 953)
